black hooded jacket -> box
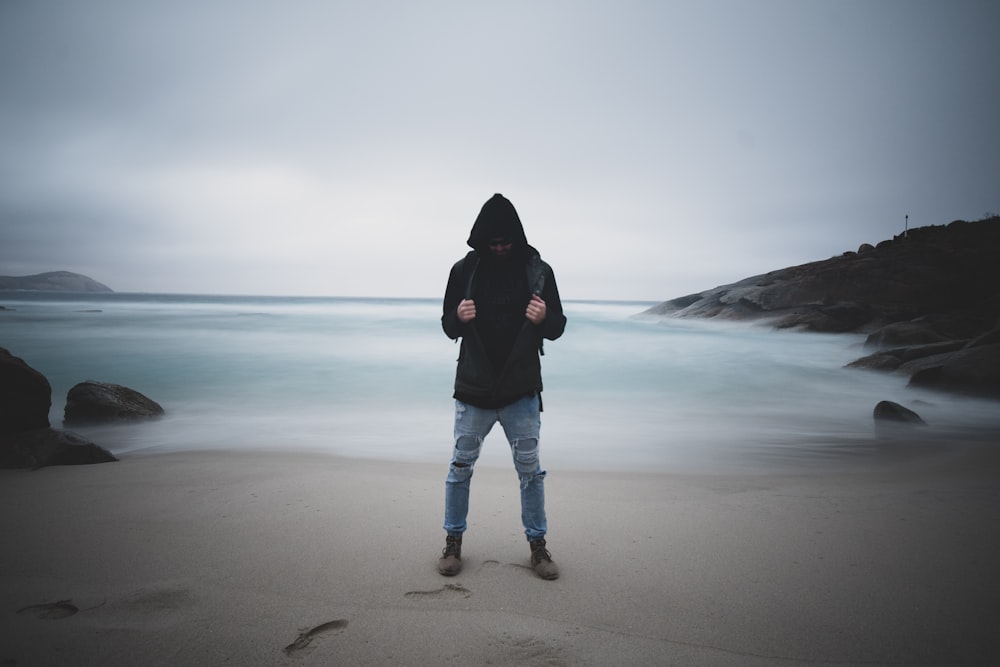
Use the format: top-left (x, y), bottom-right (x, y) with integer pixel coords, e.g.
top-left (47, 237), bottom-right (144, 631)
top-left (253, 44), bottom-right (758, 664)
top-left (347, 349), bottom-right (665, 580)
top-left (442, 194), bottom-right (566, 408)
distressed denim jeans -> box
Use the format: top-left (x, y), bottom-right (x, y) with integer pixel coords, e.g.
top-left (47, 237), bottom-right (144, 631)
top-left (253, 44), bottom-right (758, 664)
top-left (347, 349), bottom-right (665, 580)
top-left (443, 395), bottom-right (548, 541)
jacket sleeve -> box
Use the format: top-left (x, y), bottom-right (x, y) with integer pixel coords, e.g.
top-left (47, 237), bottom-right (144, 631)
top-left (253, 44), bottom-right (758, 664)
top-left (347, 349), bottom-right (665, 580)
top-left (441, 259), bottom-right (466, 340)
top-left (539, 262), bottom-right (566, 341)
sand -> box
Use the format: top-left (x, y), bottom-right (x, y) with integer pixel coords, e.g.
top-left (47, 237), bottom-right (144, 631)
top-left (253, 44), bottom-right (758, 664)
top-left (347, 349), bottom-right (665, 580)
top-left (1, 443), bottom-right (999, 666)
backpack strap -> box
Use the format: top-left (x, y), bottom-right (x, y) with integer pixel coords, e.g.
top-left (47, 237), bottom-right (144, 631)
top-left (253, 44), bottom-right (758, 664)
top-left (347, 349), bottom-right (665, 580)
top-left (463, 252), bottom-right (480, 300)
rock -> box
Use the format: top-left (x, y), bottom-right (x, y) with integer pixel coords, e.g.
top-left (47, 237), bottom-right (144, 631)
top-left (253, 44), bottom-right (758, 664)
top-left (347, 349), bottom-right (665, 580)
top-left (773, 302), bottom-right (873, 333)
top-left (896, 340), bottom-right (970, 361)
top-left (0, 347), bottom-right (51, 435)
top-left (0, 349), bottom-right (119, 468)
top-left (898, 351), bottom-right (955, 377)
top-left (645, 216), bottom-right (1000, 399)
top-left (846, 352), bottom-right (905, 371)
top-left (0, 427), bottom-right (117, 469)
top-left (864, 322), bottom-right (949, 349)
top-left (873, 400), bottom-right (926, 424)
top-left (64, 381), bottom-right (164, 424)
top-left (848, 340), bottom-right (969, 372)
top-left (966, 325), bottom-right (1000, 349)
top-left (908, 344), bottom-right (1000, 397)
top-left (914, 312), bottom-right (999, 341)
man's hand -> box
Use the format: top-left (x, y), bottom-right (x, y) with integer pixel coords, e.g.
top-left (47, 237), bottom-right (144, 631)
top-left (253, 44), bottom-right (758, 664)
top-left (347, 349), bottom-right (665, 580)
top-left (457, 299), bottom-right (477, 323)
top-left (525, 294), bottom-right (547, 325)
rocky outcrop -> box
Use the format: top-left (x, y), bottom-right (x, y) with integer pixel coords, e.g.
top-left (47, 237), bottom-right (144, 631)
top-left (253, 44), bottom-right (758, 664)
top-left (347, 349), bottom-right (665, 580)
top-left (645, 217), bottom-right (1000, 398)
top-left (0, 271), bottom-right (113, 292)
top-left (847, 326), bottom-right (1000, 398)
top-left (64, 381), bottom-right (165, 424)
top-left (0, 349), bottom-right (118, 469)
top-left (645, 217), bottom-right (999, 330)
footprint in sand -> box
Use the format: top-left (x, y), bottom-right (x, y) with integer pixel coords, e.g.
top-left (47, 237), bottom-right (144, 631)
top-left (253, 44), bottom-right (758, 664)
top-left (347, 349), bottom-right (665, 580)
top-left (284, 619), bottom-right (348, 657)
top-left (16, 601), bottom-right (78, 620)
top-left (404, 583), bottom-right (472, 600)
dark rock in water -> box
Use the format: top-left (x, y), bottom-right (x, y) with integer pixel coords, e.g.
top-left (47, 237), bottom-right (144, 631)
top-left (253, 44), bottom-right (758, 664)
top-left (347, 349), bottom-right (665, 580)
top-left (846, 352), bottom-right (906, 371)
top-left (865, 313), bottom-right (995, 350)
top-left (907, 344), bottom-right (1000, 397)
top-left (0, 427), bottom-right (117, 469)
top-left (64, 381), bottom-right (165, 424)
top-left (847, 340), bottom-right (969, 372)
top-left (873, 400), bottom-right (926, 425)
top-left (0, 346), bottom-right (52, 435)
top-left (0, 349), bottom-right (119, 468)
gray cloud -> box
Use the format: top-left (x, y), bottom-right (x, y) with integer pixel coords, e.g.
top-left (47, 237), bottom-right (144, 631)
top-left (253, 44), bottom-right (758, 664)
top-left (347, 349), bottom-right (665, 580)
top-left (2, 1), bottom-right (998, 299)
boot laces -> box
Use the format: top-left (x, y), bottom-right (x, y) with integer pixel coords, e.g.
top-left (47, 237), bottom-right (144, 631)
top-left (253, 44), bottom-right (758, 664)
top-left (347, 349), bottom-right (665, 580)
top-left (442, 536), bottom-right (461, 558)
top-left (530, 540), bottom-right (552, 563)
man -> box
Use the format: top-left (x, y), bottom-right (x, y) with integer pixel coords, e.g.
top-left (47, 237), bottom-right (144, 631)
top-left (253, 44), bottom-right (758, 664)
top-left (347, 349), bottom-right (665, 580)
top-left (439, 193), bottom-right (567, 580)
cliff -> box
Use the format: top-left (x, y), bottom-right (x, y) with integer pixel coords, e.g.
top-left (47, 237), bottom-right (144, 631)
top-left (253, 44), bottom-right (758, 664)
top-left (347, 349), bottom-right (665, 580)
top-left (0, 271), bottom-right (113, 293)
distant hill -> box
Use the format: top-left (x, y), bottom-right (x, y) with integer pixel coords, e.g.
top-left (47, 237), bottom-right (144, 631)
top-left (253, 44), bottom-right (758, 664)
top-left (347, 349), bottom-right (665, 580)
top-left (0, 271), bottom-right (114, 293)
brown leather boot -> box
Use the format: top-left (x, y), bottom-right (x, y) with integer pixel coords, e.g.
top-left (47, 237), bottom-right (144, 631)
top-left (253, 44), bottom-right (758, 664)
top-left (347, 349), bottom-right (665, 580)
top-left (437, 535), bottom-right (462, 576)
top-left (529, 538), bottom-right (559, 580)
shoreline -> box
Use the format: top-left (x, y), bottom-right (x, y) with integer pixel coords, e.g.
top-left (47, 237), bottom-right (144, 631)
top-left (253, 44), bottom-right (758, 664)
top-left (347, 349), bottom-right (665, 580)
top-left (2, 445), bottom-right (999, 665)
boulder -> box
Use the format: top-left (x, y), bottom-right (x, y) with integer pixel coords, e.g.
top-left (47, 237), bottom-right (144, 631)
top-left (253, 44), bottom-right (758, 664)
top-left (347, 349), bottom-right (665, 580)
top-left (908, 344), bottom-right (1000, 397)
top-left (64, 381), bottom-right (164, 424)
top-left (0, 350), bottom-right (118, 468)
top-left (873, 400), bottom-right (926, 425)
top-left (0, 347), bottom-right (51, 435)
top-left (0, 427), bottom-right (117, 469)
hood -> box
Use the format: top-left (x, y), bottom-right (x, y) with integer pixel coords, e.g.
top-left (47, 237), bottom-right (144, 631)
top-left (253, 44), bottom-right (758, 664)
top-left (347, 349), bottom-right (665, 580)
top-left (467, 193), bottom-right (529, 252)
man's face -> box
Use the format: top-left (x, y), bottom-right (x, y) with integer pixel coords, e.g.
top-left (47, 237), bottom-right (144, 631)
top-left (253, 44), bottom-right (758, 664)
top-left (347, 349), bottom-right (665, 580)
top-left (488, 237), bottom-right (513, 259)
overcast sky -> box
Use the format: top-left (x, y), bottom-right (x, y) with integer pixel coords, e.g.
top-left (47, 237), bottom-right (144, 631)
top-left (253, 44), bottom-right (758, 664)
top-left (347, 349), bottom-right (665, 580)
top-left (1, 1), bottom-right (997, 301)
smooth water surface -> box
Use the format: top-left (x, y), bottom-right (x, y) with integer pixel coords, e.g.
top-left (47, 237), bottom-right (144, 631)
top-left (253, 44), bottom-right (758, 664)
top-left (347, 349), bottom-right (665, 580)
top-left (3, 292), bottom-right (997, 473)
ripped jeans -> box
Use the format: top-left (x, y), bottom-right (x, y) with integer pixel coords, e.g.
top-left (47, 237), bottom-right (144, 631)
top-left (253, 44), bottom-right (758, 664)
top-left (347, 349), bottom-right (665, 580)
top-left (444, 395), bottom-right (548, 541)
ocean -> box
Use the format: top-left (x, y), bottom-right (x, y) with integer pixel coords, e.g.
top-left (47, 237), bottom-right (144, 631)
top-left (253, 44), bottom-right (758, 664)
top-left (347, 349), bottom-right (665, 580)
top-left (3, 292), bottom-right (998, 473)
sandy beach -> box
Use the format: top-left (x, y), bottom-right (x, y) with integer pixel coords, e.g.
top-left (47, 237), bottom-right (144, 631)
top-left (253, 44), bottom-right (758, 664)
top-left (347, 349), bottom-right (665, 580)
top-left (2, 442), bottom-right (998, 666)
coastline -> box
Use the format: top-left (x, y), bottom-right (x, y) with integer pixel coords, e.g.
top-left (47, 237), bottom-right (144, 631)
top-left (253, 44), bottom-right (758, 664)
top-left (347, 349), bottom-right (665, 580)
top-left (2, 445), bottom-right (998, 665)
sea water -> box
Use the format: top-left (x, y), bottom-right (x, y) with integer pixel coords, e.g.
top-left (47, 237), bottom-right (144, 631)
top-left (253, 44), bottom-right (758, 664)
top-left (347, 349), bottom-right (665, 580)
top-left (2, 292), bottom-right (998, 473)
